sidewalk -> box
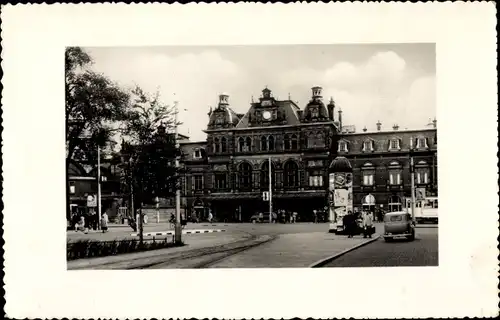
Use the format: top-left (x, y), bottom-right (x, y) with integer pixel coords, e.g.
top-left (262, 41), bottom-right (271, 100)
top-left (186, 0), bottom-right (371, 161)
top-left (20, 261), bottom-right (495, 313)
top-left (67, 232), bottom-right (251, 270)
top-left (209, 231), bottom-right (380, 268)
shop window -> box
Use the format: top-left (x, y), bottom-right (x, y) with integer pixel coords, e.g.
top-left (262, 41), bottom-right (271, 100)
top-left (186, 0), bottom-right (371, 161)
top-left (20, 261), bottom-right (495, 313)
top-left (309, 175), bottom-right (323, 187)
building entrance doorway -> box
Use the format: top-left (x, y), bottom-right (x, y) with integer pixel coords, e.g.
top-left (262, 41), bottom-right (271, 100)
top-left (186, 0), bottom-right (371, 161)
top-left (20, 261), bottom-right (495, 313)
top-left (388, 195), bottom-right (402, 212)
top-left (362, 194), bottom-right (376, 213)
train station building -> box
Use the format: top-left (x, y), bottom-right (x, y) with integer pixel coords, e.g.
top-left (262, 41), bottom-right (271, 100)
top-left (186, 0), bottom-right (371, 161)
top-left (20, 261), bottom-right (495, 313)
top-left (180, 86), bottom-right (438, 222)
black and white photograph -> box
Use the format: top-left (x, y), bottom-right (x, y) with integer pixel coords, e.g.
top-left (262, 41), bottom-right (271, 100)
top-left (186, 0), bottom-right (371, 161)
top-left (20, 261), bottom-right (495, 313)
top-left (3, 3), bottom-right (498, 319)
top-left (65, 44), bottom-right (439, 270)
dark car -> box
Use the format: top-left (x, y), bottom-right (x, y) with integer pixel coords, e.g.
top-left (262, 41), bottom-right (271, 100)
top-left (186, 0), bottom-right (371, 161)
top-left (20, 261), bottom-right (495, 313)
top-left (383, 211), bottom-right (415, 241)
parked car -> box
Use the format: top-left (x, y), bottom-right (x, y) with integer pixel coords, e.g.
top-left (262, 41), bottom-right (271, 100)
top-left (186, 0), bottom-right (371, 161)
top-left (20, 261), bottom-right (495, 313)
top-left (383, 211), bottom-right (415, 242)
top-left (250, 212), bottom-right (276, 223)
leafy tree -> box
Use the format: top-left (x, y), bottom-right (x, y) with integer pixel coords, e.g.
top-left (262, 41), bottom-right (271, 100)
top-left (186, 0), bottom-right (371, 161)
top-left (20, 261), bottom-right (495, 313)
top-left (65, 47), bottom-right (130, 220)
top-left (120, 86), bottom-right (178, 210)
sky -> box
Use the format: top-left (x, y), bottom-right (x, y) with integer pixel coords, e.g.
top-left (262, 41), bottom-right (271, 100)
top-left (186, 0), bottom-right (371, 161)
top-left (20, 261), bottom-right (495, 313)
top-left (86, 44), bottom-right (436, 142)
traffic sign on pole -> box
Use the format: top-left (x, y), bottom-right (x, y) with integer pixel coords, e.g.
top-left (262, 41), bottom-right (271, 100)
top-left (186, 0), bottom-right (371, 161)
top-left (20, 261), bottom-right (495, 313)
top-left (262, 191), bottom-right (269, 201)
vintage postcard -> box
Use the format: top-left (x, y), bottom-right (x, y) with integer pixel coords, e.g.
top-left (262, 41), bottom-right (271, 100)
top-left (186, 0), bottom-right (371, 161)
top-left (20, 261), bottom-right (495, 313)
top-left (2, 2), bottom-right (498, 319)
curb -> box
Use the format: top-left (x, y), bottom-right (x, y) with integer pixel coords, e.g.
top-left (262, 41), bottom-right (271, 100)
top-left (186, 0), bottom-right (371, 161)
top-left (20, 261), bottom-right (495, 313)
top-left (131, 229), bottom-right (226, 237)
top-left (309, 235), bottom-right (381, 268)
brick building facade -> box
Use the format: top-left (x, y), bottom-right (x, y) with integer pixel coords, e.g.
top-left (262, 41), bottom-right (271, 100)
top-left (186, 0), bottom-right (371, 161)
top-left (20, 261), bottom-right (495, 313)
top-left (180, 86), bottom-right (438, 222)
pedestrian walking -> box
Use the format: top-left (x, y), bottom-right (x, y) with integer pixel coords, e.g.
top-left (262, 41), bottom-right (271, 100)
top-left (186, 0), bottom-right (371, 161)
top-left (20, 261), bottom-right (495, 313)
top-left (208, 211), bottom-right (213, 223)
top-left (293, 211), bottom-right (298, 223)
top-left (363, 211), bottom-right (374, 238)
top-left (313, 210), bottom-right (318, 223)
top-left (143, 212), bottom-right (148, 225)
top-left (344, 211), bottom-right (356, 238)
top-left (101, 212), bottom-right (109, 233)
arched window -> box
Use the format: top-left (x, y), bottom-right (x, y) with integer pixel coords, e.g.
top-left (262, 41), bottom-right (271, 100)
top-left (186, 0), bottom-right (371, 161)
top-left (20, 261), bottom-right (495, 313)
top-left (214, 138), bottom-right (220, 153)
top-left (284, 161), bottom-right (299, 188)
top-left (268, 135), bottom-right (275, 151)
top-left (260, 161), bottom-right (276, 189)
top-left (284, 134), bottom-right (291, 150)
top-left (291, 134), bottom-right (298, 150)
top-left (239, 162), bottom-right (253, 190)
top-left (261, 136), bottom-right (268, 151)
top-left (245, 137), bottom-right (252, 152)
top-left (221, 137), bottom-right (227, 153)
top-left (238, 137), bottom-right (245, 152)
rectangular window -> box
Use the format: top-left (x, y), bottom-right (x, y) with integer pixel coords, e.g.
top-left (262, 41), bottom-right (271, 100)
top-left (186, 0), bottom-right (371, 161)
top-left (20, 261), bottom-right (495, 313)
top-left (214, 173), bottom-right (227, 190)
top-left (309, 175), bottom-right (323, 187)
top-left (363, 173), bottom-right (374, 186)
top-left (390, 139), bottom-right (400, 150)
top-left (194, 150), bottom-right (201, 159)
top-left (389, 172), bottom-right (401, 185)
top-left (69, 182), bottom-right (75, 194)
top-left (417, 138), bottom-right (427, 148)
top-left (363, 141), bottom-right (373, 151)
top-left (338, 142), bottom-right (347, 152)
top-left (424, 172), bottom-right (429, 184)
top-left (194, 175), bottom-right (203, 190)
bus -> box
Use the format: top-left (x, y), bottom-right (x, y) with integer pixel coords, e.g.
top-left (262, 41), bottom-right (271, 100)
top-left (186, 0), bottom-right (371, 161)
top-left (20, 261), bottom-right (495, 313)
top-left (404, 196), bottom-right (438, 224)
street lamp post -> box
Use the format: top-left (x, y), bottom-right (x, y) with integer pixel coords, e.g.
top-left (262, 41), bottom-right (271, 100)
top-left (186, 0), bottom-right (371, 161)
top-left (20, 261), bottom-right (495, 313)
top-left (97, 146), bottom-right (102, 230)
top-left (410, 151), bottom-right (416, 224)
top-left (155, 196), bottom-right (160, 223)
top-left (174, 101), bottom-right (183, 244)
top-left (268, 157), bottom-right (273, 223)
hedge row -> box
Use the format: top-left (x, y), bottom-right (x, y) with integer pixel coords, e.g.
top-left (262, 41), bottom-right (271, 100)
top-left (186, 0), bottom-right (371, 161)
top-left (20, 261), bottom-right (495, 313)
top-left (67, 238), bottom-right (184, 261)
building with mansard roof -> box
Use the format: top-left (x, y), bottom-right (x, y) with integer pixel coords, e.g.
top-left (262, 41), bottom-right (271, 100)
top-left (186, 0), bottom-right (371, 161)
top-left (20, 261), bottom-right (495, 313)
top-left (180, 86), bottom-right (438, 223)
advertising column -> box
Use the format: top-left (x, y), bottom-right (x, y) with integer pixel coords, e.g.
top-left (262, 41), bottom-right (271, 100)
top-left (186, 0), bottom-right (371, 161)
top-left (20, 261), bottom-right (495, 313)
top-left (328, 156), bottom-right (353, 233)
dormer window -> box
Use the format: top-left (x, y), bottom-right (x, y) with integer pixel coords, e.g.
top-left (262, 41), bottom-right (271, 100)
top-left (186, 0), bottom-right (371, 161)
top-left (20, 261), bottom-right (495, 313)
top-left (416, 137), bottom-right (428, 149)
top-left (389, 138), bottom-right (401, 151)
top-left (362, 140), bottom-right (374, 152)
top-left (338, 141), bottom-right (348, 152)
top-left (194, 149), bottom-right (202, 159)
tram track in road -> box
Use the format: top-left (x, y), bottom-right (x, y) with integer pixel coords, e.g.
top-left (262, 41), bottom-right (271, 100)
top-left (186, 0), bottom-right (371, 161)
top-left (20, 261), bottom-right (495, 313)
top-left (75, 230), bottom-right (276, 270)
top-left (144, 235), bottom-right (278, 269)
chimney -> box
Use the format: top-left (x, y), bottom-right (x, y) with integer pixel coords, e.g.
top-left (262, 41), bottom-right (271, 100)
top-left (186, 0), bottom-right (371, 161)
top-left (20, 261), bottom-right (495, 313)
top-left (393, 124), bottom-right (399, 131)
top-left (376, 120), bottom-right (382, 131)
top-left (362, 126), bottom-right (367, 132)
top-left (338, 108), bottom-right (343, 131)
top-left (432, 117), bottom-right (437, 128)
top-left (311, 86), bottom-right (323, 99)
top-left (327, 97), bottom-right (335, 121)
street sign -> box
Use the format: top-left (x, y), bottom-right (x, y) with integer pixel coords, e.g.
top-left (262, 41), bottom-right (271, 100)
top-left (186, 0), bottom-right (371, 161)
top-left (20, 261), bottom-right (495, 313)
top-left (87, 195), bottom-right (97, 207)
top-left (262, 191), bottom-right (269, 201)
top-left (416, 188), bottom-right (426, 200)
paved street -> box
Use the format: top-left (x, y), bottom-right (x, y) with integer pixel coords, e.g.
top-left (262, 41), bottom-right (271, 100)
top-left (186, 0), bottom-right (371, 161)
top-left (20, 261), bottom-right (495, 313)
top-left (67, 222), bottom-right (379, 269)
top-left (68, 222), bottom-right (438, 269)
top-left (322, 226), bottom-right (438, 267)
